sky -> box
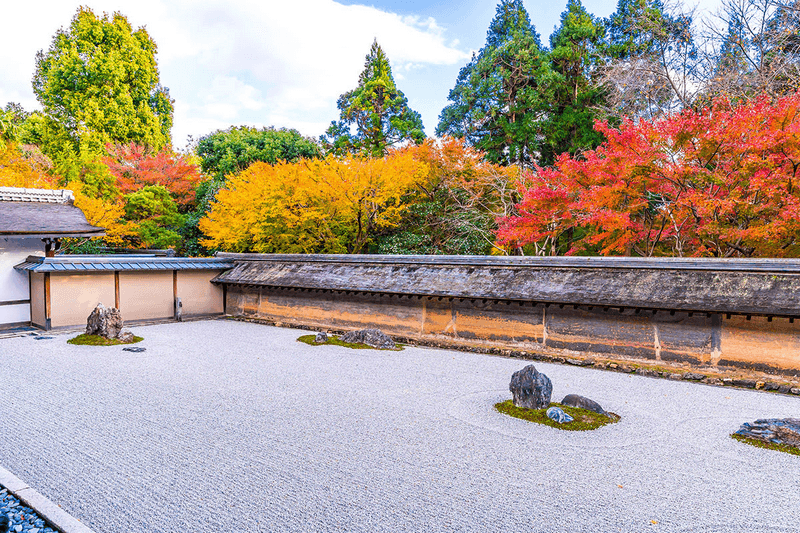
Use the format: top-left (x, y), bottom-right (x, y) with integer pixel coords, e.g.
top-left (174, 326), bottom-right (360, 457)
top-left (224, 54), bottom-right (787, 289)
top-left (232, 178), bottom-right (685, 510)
top-left (0, 0), bottom-right (722, 148)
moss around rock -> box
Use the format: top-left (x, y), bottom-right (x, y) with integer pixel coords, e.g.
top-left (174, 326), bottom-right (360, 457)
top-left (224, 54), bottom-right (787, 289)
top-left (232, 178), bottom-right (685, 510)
top-left (297, 334), bottom-right (402, 350)
top-left (731, 433), bottom-right (800, 457)
top-left (67, 334), bottom-right (143, 346)
top-left (495, 400), bottom-right (620, 431)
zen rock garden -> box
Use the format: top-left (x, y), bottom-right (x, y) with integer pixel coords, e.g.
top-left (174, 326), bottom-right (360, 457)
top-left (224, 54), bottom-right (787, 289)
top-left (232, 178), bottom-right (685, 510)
top-left (498, 364), bottom-right (620, 430)
top-left (301, 328), bottom-right (398, 350)
top-left (67, 303), bottom-right (142, 346)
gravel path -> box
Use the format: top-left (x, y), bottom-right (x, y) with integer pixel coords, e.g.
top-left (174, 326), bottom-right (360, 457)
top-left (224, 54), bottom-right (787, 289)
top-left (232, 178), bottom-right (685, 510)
top-left (0, 319), bottom-right (798, 533)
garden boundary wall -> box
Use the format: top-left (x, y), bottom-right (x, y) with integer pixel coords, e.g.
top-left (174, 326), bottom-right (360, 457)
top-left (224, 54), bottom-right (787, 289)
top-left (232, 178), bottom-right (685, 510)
top-left (16, 255), bottom-right (233, 330)
top-left (214, 253), bottom-right (800, 377)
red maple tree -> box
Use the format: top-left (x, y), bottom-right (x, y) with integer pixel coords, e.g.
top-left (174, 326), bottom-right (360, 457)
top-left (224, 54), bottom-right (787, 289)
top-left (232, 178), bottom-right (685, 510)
top-left (104, 143), bottom-right (203, 207)
top-left (498, 93), bottom-right (800, 257)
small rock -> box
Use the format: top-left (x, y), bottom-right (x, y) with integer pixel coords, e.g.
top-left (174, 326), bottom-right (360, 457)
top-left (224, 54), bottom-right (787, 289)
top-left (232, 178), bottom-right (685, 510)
top-left (608, 363), bottom-right (618, 369)
top-left (122, 347), bottom-right (146, 353)
top-left (778, 385), bottom-right (792, 394)
top-left (683, 373), bottom-right (705, 381)
top-left (703, 377), bottom-right (723, 385)
top-left (32, 336), bottom-right (53, 341)
top-left (732, 379), bottom-right (756, 388)
top-left (764, 382), bottom-right (781, 391)
top-left (561, 394), bottom-right (608, 416)
top-left (546, 406), bottom-right (573, 424)
top-left (667, 373), bottom-right (683, 380)
top-left (635, 368), bottom-right (658, 377)
top-left (339, 329), bottom-right (395, 349)
top-left (791, 388), bottom-right (800, 395)
top-left (755, 381), bottom-right (765, 390)
top-left (117, 329), bottom-right (135, 343)
top-left (314, 332), bottom-right (328, 344)
top-left (722, 378), bottom-right (734, 385)
top-left (566, 358), bottom-right (582, 366)
top-left (509, 364), bottom-right (552, 410)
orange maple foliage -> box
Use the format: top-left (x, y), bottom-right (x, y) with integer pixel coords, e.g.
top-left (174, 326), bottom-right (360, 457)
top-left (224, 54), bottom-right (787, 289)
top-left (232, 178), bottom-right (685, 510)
top-left (0, 143), bottom-right (136, 246)
top-left (104, 143), bottom-right (203, 206)
top-left (200, 152), bottom-right (428, 253)
top-left (499, 93), bottom-right (800, 257)
top-left (0, 143), bottom-right (56, 189)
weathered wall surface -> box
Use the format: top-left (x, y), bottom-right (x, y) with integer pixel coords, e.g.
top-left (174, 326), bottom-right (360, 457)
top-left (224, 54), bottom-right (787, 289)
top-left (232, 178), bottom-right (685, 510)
top-left (217, 254), bottom-right (800, 377)
top-left (51, 272), bottom-right (115, 328)
top-left (177, 270), bottom-right (225, 317)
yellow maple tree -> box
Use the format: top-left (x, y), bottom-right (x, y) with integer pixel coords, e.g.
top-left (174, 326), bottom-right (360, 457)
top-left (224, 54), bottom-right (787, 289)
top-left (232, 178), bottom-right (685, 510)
top-left (200, 151), bottom-right (428, 253)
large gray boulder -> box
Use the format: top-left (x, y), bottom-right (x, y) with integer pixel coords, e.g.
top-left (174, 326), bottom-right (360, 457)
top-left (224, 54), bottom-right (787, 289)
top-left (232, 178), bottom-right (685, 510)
top-left (85, 303), bottom-right (124, 339)
top-left (561, 394), bottom-right (609, 416)
top-left (509, 364), bottom-right (552, 409)
top-left (340, 329), bottom-right (396, 349)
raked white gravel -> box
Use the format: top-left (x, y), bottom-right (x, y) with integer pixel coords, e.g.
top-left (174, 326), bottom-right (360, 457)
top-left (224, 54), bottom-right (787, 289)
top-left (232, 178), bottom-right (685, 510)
top-left (0, 319), bottom-right (797, 533)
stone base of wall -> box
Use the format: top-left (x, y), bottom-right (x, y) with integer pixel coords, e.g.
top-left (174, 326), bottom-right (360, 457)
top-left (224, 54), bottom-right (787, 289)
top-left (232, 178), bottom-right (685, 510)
top-left (226, 285), bottom-right (800, 377)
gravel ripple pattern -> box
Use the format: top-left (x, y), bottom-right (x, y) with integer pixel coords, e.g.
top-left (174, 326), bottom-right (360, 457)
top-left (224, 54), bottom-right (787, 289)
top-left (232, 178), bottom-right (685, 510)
top-left (0, 320), bottom-right (798, 532)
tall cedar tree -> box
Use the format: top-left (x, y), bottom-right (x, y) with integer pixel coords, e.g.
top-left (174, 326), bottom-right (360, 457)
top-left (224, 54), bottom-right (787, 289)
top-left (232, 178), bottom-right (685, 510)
top-left (325, 40), bottom-right (425, 157)
top-left (540, 0), bottom-right (607, 164)
top-left (437, 0), bottom-right (548, 168)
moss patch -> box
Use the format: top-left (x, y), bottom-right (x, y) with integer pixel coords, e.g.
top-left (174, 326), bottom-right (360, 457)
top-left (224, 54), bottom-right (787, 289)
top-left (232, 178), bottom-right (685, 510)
top-left (297, 334), bottom-right (402, 350)
top-left (495, 400), bottom-right (620, 431)
top-left (67, 334), bottom-right (143, 346)
top-left (731, 433), bottom-right (800, 457)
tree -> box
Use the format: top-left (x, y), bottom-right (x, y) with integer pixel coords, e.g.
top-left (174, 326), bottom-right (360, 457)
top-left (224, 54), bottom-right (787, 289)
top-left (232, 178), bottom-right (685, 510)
top-left (705, 0), bottom-right (800, 100)
top-left (324, 40), bottom-right (425, 157)
top-left (123, 185), bottom-right (185, 249)
top-left (196, 126), bottom-right (320, 181)
top-left (104, 143), bottom-right (203, 207)
top-left (32, 7), bottom-right (173, 156)
top-left (199, 152), bottom-right (427, 254)
top-left (599, 0), bottom-right (701, 119)
top-left (497, 93), bottom-right (800, 258)
top-left (436, 0), bottom-right (549, 168)
top-left (539, 0), bottom-right (608, 164)
top-left (375, 137), bottom-right (520, 255)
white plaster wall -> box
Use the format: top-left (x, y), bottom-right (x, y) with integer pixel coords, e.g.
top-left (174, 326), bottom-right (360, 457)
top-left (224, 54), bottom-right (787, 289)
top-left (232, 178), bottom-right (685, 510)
top-left (0, 237), bottom-right (43, 325)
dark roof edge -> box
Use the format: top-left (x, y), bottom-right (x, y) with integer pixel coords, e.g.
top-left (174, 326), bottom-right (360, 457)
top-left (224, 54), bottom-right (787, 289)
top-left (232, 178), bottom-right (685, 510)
top-left (214, 252), bottom-right (800, 273)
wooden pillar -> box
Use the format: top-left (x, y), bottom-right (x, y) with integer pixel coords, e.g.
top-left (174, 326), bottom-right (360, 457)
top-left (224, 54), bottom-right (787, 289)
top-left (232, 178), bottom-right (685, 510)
top-left (114, 271), bottom-right (120, 309)
top-left (44, 273), bottom-right (51, 330)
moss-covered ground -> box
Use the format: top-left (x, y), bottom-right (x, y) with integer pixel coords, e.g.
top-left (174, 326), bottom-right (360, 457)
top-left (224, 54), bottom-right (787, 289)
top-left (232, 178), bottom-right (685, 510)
top-left (731, 433), bottom-right (800, 457)
top-left (67, 334), bottom-right (143, 346)
top-left (297, 334), bottom-right (402, 350)
top-left (495, 400), bottom-right (620, 431)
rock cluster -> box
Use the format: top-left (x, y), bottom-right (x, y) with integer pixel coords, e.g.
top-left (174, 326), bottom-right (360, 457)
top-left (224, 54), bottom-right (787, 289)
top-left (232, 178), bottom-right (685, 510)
top-left (340, 329), bottom-right (396, 349)
top-left (734, 418), bottom-right (800, 447)
top-left (509, 364), bottom-right (552, 409)
top-left (85, 303), bottom-right (134, 342)
top-left (508, 365), bottom-right (613, 424)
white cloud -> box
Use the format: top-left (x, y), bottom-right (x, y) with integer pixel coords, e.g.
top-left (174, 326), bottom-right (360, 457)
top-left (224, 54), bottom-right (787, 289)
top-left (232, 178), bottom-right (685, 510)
top-left (0, 0), bottom-right (468, 144)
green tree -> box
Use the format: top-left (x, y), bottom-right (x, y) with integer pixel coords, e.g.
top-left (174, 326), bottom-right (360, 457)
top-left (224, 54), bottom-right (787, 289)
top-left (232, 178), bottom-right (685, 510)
top-left (436, 0), bottom-right (549, 168)
top-left (324, 40), bottom-right (425, 157)
top-left (123, 185), bottom-right (185, 249)
top-left (196, 126), bottom-right (321, 181)
top-left (32, 7), bottom-right (173, 157)
top-left (539, 0), bottom-right (608, 164)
